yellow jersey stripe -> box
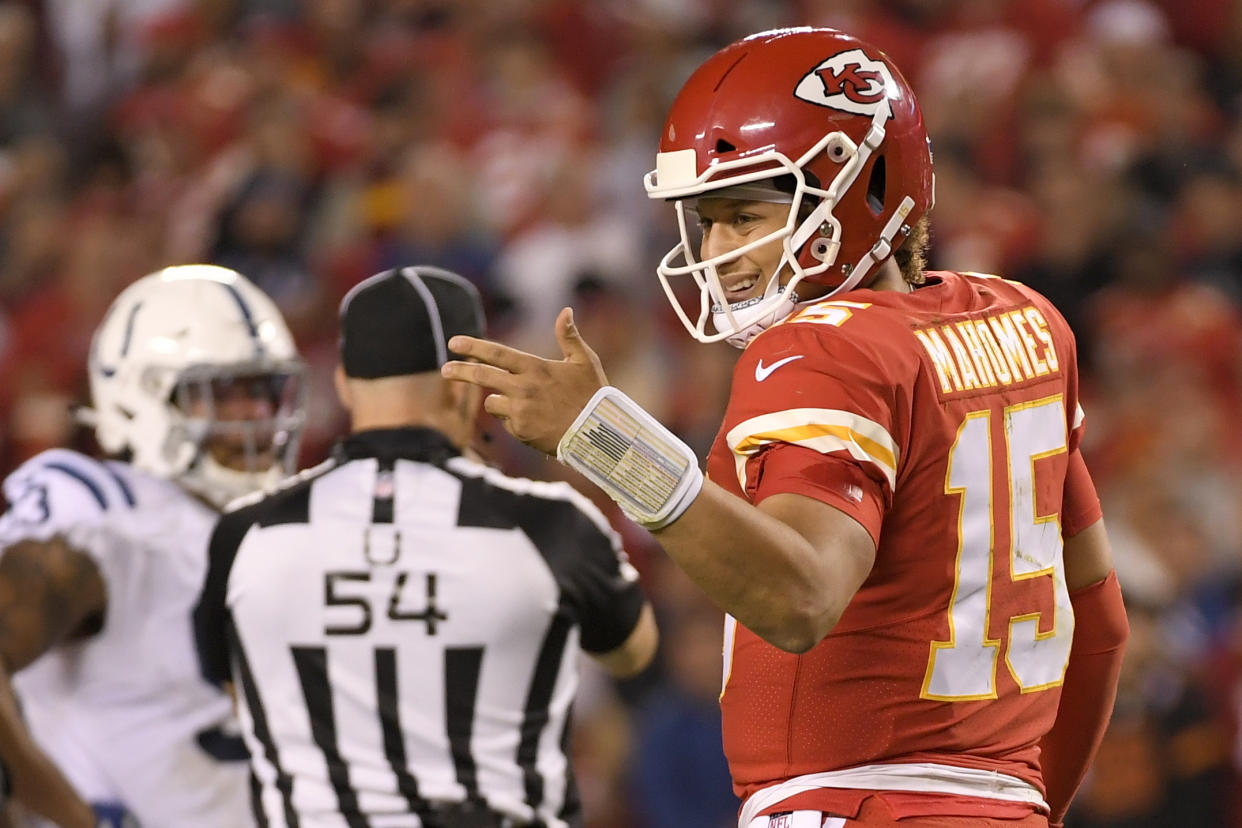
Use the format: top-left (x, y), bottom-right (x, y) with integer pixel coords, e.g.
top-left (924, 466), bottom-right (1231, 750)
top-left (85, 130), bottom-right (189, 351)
top-left (725, 408), bottom-right (898, 490)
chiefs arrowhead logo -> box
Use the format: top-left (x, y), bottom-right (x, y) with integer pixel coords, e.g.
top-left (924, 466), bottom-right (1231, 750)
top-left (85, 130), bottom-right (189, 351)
top-left (794, 48), bottom-right (896, 118)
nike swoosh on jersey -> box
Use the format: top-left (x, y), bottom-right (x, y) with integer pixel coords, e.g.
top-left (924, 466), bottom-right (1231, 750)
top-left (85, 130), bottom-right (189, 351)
top-left (754, 355), bottom-right (804, 382)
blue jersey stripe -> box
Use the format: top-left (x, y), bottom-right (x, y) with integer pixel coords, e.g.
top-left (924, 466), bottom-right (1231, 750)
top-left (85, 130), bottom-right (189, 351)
top-left (43, 462), bottom-right (109, 511)
top-left (101, 463), bottom-right (136, 507)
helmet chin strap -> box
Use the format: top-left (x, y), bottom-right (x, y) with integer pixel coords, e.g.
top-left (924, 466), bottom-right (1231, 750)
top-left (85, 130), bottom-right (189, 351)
top-left (716, 291), bottom-right (798, 348)
top-left (713, 257), bottom-right (806, 348)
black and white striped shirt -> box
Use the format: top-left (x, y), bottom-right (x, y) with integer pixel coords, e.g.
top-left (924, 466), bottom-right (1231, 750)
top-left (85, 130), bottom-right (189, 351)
top-left (194, 428), bottom-right (646, 828)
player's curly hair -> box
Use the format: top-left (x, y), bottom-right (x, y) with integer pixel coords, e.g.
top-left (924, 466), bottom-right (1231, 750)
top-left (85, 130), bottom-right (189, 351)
top-left (894, 216), bottom-right (930, 286)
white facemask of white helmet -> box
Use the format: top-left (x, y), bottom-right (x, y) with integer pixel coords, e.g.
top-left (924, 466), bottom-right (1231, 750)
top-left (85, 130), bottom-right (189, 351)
top-left (83, 265), bottom-right (307, 508)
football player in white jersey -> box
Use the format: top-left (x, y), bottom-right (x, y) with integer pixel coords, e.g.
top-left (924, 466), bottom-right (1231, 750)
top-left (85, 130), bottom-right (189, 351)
top-left (0, 265), bottom-right (307, 827)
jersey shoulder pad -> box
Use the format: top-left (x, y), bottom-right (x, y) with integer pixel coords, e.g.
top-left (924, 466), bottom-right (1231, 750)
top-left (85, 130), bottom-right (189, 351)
top-left (743, 297), bottom-right (914, 387)
top-left (446, 455), bottom-right (620, 539)
top-left (0, 449), bottom-right (137, 538)
top-left (781, 297), bottom-right (880, 331)
top-left (961, 270), bottom-right (1065, 313)
top-left (445, 455), bottom-right (638, 583)
top-left (768, 296), bottom-right (914, 354)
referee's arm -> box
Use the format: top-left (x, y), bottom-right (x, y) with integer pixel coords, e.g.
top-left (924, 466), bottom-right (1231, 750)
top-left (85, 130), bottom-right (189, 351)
top-left (562, 510), bottom-right (658, 679)
top-left (193, 508), bottom-right (255, 689)
top-left (591, 602), bottom-right (657, 678)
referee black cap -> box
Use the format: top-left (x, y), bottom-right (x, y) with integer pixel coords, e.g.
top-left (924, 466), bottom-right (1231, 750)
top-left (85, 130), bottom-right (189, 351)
top-left (339, 266), bottom-right (485, 379)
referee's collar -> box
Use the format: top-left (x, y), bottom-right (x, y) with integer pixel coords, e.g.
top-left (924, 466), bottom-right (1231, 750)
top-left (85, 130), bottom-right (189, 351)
top-left (334, 427), bottom-right (461, 465)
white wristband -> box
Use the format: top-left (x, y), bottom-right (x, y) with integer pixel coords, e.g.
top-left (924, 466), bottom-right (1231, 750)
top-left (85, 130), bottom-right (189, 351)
top-left (556, 386), bottom-right (704, 530)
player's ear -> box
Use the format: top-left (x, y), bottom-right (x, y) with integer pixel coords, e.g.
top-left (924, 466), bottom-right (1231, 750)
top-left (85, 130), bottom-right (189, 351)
top-left (333, 365), bottom-right (352, 411)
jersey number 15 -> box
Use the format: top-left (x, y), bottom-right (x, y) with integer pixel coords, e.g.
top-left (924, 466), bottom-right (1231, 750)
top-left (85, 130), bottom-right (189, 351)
top-left (922, 395), bottom-right (1074, 701)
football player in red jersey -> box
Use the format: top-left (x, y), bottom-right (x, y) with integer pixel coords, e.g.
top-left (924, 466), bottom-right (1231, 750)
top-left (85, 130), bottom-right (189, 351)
top-left (443, 27), bottom-right (1128, 828)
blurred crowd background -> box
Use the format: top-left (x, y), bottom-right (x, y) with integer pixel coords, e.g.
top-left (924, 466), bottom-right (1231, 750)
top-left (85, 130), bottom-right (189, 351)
top-left (2, 0), bottom-right (1242, 825)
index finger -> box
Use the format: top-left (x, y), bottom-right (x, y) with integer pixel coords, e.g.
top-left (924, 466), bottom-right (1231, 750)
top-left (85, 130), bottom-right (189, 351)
top-left (448, 336), bottom-right (540, 374)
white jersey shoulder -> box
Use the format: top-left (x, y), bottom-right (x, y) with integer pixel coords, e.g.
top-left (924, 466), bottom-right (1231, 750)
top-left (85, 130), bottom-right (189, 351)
top-left (1, 450), bottom-right (250, 825)
top-left (0, 449), bottom-right (215, 580)
top-left (0, 448), bottom-right (142, 543)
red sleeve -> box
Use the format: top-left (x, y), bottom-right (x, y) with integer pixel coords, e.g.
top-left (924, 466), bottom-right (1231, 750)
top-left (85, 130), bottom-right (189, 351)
top-left (720, 317), bottom-right (912, 529)
top-left (747, 443), bottom-right (888, 545)
top-left (1039, 571), bottom-right (1129, 825)
top-left (1061, 448), bottom-right (1102, 538)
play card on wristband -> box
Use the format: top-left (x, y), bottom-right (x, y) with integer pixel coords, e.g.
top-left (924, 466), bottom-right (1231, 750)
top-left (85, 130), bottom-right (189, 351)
top-left (556, 387), bottom-right (703, 530)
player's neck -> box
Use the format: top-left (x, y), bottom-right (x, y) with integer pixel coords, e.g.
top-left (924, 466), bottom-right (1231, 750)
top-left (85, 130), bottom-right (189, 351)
top-left (866, 259), bottom-right (913, 293)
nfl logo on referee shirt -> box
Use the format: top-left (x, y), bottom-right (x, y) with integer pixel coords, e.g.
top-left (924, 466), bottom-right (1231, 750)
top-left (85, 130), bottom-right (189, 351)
top-left (375, 470), bottom-right (395, 500)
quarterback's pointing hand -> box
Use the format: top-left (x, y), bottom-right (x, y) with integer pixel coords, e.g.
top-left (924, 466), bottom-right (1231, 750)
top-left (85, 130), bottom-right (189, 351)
top-left (443, 307), bottom-right (609, 455)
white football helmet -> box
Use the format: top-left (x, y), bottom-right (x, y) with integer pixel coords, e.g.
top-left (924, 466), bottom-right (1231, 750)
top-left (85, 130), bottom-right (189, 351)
top-left (84, 265), bottom-right (307, 508)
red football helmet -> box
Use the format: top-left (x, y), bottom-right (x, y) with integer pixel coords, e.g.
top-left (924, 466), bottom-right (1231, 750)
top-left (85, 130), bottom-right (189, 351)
top-left (644, 27), bottom-right (934, 345)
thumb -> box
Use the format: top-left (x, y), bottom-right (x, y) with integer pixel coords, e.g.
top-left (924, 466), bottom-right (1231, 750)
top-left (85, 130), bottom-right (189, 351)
top-left (554, 307), bottom-right (589, 360)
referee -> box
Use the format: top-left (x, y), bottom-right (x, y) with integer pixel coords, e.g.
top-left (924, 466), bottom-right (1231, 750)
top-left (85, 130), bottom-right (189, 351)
top-left (193, 266), bottom-right (658, 828)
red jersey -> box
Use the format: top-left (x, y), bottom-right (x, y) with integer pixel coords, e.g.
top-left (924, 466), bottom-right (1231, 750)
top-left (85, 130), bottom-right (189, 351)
top-left (708, 272), bottom-right (1101, 816)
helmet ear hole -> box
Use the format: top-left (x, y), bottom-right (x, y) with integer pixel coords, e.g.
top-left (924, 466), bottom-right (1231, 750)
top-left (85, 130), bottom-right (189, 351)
top-left (810, 237), bottom-right (835, 262)
top-left (716, 139), bottom-right (736, 153)
top-left (825, 135), bottom-right (852, 163)
top-left (866, 156), bottom-right (887, 215)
